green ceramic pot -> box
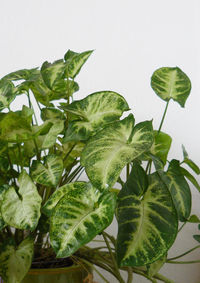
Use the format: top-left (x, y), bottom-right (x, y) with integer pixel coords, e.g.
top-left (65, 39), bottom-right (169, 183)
top-left (1, 265), bottom-right (89, 283)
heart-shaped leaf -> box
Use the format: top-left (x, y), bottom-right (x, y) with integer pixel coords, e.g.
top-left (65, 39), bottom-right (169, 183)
top-left (31, 155), bottom-right (63, 187)
top-left (61, 91), bottom-right (130, 142)
top-left (81, 114), bottom-right (153, 189)
top-left (0, 79), bottom-right (16, 111)
top-left (151, 67), bottom-right (191, 107)
top-left (0, 237), bottom-right (34, 283)
top-left (1, 170), bottom-right (42, 230)
top-left (116, 173), bottom-right (178, 266)
top-left (50, 182), bottom-right (116, 258)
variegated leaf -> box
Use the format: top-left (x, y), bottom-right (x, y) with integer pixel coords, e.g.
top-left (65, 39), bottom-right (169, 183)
top-left (116, 173), bottom-right (178, 266)
top-left (0, 79), bottom-right (16, 111)
top-left (64, 50), bottom-right (93, 79)
top-left (151, 131), bottom-right (172, 165)
top-left (41, 107), bottom-right (64, 121)
top-left (0, 237), bottom-right (34, 283)
top-left (31, 155), bottom-right (63, 187)
top-left (147, 254), bottom-right (167, 277)
top-left (81, 114), bottom-right (153, 189)
top-left (2, 68), bottom-right (39, 81)
top-left (151, 67), bottom-right (191, 107)
top-left (0, 185), bottom-right (9, 231)
top-left (50, 182), bottom-right (116, 257)
top-left (42, 120), bottom-right (64, 149)
top-left (164, 160), bottom-right (191, 221)
top-left (1, 171), bottom-right (42, 230)
top-left (61, 91), bottom-right (130, 142)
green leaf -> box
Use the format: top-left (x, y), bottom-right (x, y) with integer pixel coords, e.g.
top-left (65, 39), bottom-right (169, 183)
top-left (180, 167), bottom-right (200, 192)
top-left (61, 91), bottom-right (130, 142)
top-left (64, 50), bottom-right (93, 79)
top-left (0, 79), bottom-right (16, 111)
top-left (193, 235), bottom-right (200, 243)
top-left (41, 107), bottom-right (64, 121)
top-left (1, 170), bottom-right (42, 230)
top-left (151, 67), bottom-right (191, 107)
top-left (0, 111), bottom-right (33, 142)
top-left (81, 114), bottom-right (153, 189)
top-left (151, 131), bottom-right (172, 165)
top-left (187, 215), bottom-right (200, 223)
top-left (160, 160), bottom-right (191, 222)
top-left (182, 145), bottom-right (200, 174)
top-left (0, 185), bottom-right (9, 231)
top-left (147, 254), bottom-right (167, 277)
top-left (31, 155), bottom-right (63, 187)
top-left (116, 173), bottom-right (178, 266)
top-left (2, 68), bottom-right (39, 81)
top-left (50, 182), bottom-right (116, 258)
top-left (0, 237), bottom-right (34, 283)
top-left (41, 120), bottom-right (64, 149)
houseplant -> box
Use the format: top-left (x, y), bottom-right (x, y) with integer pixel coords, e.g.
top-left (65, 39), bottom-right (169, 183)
top-left (0, 50), bottom-right (199, 283)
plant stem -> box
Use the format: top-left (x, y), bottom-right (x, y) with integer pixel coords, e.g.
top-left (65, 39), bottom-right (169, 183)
top-left (157, 101), bottom-right (169, 134)
top-left (167, 245), bottom-right (200, 261)
top-left (178, 222), bottom-right (186, 232)
top-left (126, 163), bottom-right (130, 180)
top-left (154, 272), bottom-right (175, 283)
top-left (127, 267), bottom-right (133, 283)
top-left (167, 259), bottom-right (200, 264)
top-left (102, 232), bottom-right (125, 283)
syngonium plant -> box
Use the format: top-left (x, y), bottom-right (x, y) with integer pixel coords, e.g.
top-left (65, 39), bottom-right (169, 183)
top-left (0, 50), bottom-right (199, 283)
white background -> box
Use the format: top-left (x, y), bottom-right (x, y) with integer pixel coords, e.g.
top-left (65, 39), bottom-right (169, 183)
top-left (1, 1), bottom-right (200, 282)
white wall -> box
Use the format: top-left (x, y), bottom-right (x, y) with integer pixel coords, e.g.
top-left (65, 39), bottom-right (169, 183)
top-left (1, 1), bottom-right (200, 282)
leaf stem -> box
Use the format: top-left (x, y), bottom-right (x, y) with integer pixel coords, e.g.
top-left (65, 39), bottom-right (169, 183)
top-left (167, 259), bottom-right (200, 264)
top-left (154, 272), bottom-right (175, 283)
top-left (158, 101), bottom-right (169, 134)
top-left (127, 267), bottom-right (133, 283)
top-left (102, 232), bottom-right (125, 283)
top-left (167, 245), bottom-right (200, 261)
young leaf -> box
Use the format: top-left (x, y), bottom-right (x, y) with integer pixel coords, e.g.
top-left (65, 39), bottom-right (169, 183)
top-left (0, 79), bottom-right (16, 111)
top-left (180, 167), bottom-right (200, 192)
top-left (0, 237), bottom-right (34, 283)
top-left (193, 235), bottom-right (200, 243)
top-left (50, 182), bottom-right (116, 258)
top-left (1, 170), bottom-right (42, 230)
top-left (151, 67), bottom-right (191, 107)
top-left (182, 145), bottom-right (200, 174)
top-left (31, 155), bottom-right (63, 187)
top-left (187, 215), bottom-right (200, 223)
top-left (81, 114), bottom-right (153, 190)
top-left (64, 50), bottom-right (93, 79)
top-left (151, 131), bottom-right (172, 165)
top-left (116, 173), bottom-right (178, 266)
top-left (61, 91), bottom-right (130, 142)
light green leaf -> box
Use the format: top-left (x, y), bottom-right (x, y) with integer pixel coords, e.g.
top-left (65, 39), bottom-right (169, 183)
top-left (151, 67), bottom-right (191, 107)
top-left (0, 237), bottom-right (34, 283)
top-left (0, 79), bottom-right (16, 111)
top-left (0, 185), bottom-right (9, 231)
top-left (31, 155), bottom-right (63, 187)
top-left (64, 50), bottom-right (93, 79)
top-left (41, 107), bottom-right (64, 121)
top-left (160, 160), bottom-right (191, 222)
top-left (187, 215), bottom-right (200, 223)
top-left (50, 182), bottom-right (116, 258)
top-left (151, 131), bottom-right (172, 165)
top-left (1, 170), bottom-right (42, 230)
top-left (180, 166), bottom-right (200, 192)
top-left (116, 173), bottom-right (178, 266)
top-left (61, 91), bottom-right (130, 142)
top-left (2, 68), bottom-right (39, 81)
top-left (81, 114), bottom-right (153, 189)
top-left (42, 120), bottom-right (64, 149)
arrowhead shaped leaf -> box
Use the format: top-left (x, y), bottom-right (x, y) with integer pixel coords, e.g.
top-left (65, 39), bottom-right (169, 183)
top-left (151, 67), bottom-right (191, 107)
top-left (182, 145), bottom-right (200, 174)
top-left (1, 170), bottom-right (42, 230)
top-left (164, 160), bottom-right (191, 221)
top-left (180, 167), bottom-right (200, 192)
top-left (64, 50), bottom-right (93, 78)
top-left (50, 182), bottom-right (116, 258)
top-left (0, 79), bottom-right (16, 111)
top-left (81, 114), bottom-right (153, 189)
top-left (0, 237), bottom-right (34, 283)
top-left (61, 91), bottom-right (130, 142)
top-left (151, 131), bottom-right (172, 164)
top-left (31, 155), bottom-right (63, 187)
top-left (116, 173), bottom-right (178, 266)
